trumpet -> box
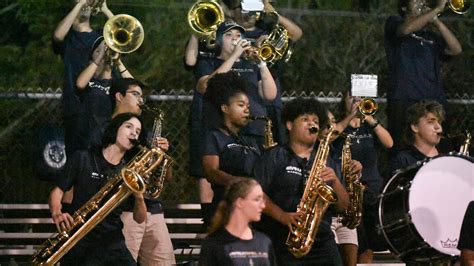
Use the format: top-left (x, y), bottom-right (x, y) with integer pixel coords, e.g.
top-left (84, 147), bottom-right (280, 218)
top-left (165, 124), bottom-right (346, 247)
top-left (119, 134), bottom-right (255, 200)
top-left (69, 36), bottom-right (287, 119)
top-left (358, 98), bottom-right (378, 117)
top-left (103, 14), bottom-right (144, 63)
top-left (81, 0), bottom-right (105, 16)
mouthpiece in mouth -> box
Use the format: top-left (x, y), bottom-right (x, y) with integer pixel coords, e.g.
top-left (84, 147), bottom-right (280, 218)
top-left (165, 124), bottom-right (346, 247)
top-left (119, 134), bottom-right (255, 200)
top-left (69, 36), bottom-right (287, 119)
top-left (309, 127), bottom-right (319, 134)
top-left (232, 40), bottom-right (239, 46)
top-left (130, 139), bottom-right (140, 146)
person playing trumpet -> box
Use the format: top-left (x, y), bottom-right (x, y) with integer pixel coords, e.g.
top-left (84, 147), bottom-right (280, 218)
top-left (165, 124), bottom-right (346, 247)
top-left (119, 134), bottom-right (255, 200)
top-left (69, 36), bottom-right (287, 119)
top-left (384, 0), bottom-right (462, 152)
top-left (332, 92), bottom-right (393, 263)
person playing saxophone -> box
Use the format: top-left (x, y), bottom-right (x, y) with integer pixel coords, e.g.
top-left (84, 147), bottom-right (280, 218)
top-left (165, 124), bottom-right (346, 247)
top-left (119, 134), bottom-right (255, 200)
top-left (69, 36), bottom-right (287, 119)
top-left (48, 113), bottom-right (147, 265)
top-left (253, 98), bottom-right (355, 265)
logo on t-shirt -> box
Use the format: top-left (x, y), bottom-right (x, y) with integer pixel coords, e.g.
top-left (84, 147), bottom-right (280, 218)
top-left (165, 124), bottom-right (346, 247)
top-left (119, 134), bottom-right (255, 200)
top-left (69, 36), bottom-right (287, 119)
top-left (286, 166), bottom-right (302, 176)
top-left (88, 81), bottom-right (110, 95)
top-left (91, 171), bottom-right (106, 180)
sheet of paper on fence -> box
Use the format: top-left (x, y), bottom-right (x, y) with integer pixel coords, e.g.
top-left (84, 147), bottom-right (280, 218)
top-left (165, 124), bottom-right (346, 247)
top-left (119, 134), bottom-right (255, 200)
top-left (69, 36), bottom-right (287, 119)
top-left (351, 74), bottom-right (378, 97)
top-left (241, 0), bottom-right (264, 11)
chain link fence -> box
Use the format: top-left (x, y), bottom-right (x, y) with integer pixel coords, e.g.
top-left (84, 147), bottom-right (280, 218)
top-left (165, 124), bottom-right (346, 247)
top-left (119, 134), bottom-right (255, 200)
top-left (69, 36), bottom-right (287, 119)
top-left (0, 89), bottom-right (472, 205)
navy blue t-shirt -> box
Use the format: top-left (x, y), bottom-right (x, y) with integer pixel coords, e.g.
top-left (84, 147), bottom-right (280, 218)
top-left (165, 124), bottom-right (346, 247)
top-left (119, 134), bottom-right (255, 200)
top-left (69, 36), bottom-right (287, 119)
top-left (252, 144), bottom-right (340, 259)
top-left (81, 78), bottom-right (113, 139)
top-left (199, 229), bottom-right (276, 266)
top-left (332, 123), bottom-right (383, 194)
top-left (458, 201), bottom-right (474, 250)
top-left (195, 57), bottom-right (267, 137)
top-left (387, 145), bottom-right (428, 183)
top-left (57, 148), bottom-right (127, 246)
top-left (53, 29), bottom-right (101, 115)
top-left (384, 16), bottom-right (447, 102)
top-left (203, 128), bottom-right (262, 215)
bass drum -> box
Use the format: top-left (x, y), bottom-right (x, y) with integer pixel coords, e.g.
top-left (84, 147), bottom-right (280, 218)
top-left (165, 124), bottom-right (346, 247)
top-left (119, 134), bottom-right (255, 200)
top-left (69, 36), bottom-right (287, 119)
top-left (379, 153), bottom-right (474, 262)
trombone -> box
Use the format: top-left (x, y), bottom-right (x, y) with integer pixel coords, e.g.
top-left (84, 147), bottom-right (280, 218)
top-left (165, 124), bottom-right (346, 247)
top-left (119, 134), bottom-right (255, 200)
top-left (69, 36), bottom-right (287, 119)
top-left (103, 14), bottom-right (144, 63)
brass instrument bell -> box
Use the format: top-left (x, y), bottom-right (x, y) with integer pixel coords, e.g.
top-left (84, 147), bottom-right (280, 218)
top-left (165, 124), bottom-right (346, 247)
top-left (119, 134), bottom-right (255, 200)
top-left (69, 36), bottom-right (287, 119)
top-left (358, 98), bottom-right (378, 116)
top-left (188, 1), bottom-right (225, 49)
top-left (447, 0), bottom-right (470, 14)
top-left (103, 14), bottom-right (145, 55)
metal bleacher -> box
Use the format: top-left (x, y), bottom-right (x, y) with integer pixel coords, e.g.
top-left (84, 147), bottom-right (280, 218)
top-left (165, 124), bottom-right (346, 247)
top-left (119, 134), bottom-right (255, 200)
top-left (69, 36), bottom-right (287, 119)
top-left (0, 203), bottom-right (404, 265)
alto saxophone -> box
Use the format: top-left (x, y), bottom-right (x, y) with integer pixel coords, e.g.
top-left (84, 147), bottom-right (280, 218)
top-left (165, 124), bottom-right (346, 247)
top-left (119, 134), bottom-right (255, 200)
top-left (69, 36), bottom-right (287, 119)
top-left (249, 116), bottom-right (278, 149)
top-left (32, 146), bottom-right (165, 265)
top-left (144, 110), bottom-right (174, 199)
top-left (286, 125), bottom-right (338, 258)
top-left (340, 134), bottom-right (365, 229)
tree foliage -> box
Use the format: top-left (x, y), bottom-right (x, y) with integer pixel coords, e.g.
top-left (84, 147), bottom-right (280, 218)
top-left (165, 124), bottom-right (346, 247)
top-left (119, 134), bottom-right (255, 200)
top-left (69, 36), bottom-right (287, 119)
top-left (0, 0), bottom-right (472, 95)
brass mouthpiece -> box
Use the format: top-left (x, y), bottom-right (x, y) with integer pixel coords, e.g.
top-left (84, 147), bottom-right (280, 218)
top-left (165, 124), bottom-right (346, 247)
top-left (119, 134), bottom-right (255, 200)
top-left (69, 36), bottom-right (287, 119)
top-left (249, 115), bottom-right (267, 121)
top-left (309, 127), bottom-right (319, 134)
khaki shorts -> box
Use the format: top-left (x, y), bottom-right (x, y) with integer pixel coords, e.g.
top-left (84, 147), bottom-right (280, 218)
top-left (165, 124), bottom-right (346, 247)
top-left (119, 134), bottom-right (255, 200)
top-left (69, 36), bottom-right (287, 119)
top-left (331, 216), bottom-right (358, 246)
top-left (121, 212), bottom-right (176, 266)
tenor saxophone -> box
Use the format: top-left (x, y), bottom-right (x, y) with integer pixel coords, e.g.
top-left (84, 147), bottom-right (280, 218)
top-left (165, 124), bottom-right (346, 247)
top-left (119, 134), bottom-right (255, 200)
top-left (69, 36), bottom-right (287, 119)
top-left (286, 125), bottom-right (338, 258)
top-left (340, 134), bottom-right (365, 229)
top-left (144, 110), bottom-right (174, 199)
top-left (32, 146), bottom-right (165, 265)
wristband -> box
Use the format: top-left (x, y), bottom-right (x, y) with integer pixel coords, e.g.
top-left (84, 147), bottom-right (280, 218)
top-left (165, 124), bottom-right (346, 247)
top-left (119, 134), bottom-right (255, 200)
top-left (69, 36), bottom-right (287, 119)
top-left (258, 61), bottom-right (267, 68)
top-left (120, 68), bottom-right (128, 73)
top-left (370, 120), bottom-right (379, 129)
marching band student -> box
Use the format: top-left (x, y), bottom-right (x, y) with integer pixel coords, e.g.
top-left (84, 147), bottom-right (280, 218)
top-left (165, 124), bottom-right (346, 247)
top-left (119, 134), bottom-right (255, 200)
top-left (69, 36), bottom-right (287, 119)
top-left (459, 201), bottom-right (474, 266)
top-left (53, 0), bottom-right (113, 157)
top-left (195, 20), bottom-right (277, 148)
top-left (384, 0), bottom-right (462, 151)
top-left (201, 71), bottom-right (263, 222)
top-left (253, 98), bottom-right (351, 265)
top-left (199, 178), bottom-right (276, 265)
top-left (327, 110), bottom-right (359, 266)
top-left (334, 92), bottom-right (393, 263)
top-left (232, 0), bottom-right (303, 144)
top-left (48, 113), bottom-right (146, 265)
top-left (75, 37), bottom-right (133, 151)
top-left (387, 100), bottom-right (445, 179)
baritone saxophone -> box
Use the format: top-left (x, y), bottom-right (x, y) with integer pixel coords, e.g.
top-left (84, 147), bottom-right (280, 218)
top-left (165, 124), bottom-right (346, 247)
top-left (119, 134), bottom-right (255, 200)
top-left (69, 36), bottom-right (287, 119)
top-left (32, 146), bottom-right (166, 265)
top-left (286, 125), bottom-right (338, 258)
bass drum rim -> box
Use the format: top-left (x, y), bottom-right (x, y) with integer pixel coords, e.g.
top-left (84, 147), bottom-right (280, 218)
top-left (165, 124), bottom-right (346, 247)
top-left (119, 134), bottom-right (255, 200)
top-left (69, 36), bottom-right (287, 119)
top-left (379, 153), bottom-right (474, 262)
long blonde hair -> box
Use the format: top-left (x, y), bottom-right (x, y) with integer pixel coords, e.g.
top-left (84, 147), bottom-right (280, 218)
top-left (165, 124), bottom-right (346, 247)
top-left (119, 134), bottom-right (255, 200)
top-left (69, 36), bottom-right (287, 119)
top-left (207, 178), bottom-right (259, 234)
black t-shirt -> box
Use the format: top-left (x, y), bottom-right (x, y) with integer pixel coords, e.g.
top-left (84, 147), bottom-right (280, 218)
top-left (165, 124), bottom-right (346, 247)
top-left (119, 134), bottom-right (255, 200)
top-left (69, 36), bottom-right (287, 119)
top-left (195, 57), bottom-right (267, 136)
top-left (332, 123), bottom-right (383, 193)
top-left (252, 144), bottom-right (339, 258)
top-left (81, 78), bottom-right (113, 135)
top-left (384, 15), bottom-right (447, 102)
top-left (199, 228), bottom-right (276, 266)
top-left (52, 29), bottom-right (101, 115)
top-left (458, 201), bottom-right (474, 250)
top-left (387, 145), bottom-right (428, 183)
top-left (57, 148), bottom-right (127, 246)
top-left (203, 128), bottom-right (262, 213)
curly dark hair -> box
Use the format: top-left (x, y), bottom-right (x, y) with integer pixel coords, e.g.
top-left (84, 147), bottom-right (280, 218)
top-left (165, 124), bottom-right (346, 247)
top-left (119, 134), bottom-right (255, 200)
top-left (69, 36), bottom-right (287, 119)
top-left (403, 100), bottom-right (445, 145)
top-left (204, 71), bottom-right (248, 113)
top-left (281, 97), bottom-right (328, 130)
top-left (398, 0), bottom-right (410, 16)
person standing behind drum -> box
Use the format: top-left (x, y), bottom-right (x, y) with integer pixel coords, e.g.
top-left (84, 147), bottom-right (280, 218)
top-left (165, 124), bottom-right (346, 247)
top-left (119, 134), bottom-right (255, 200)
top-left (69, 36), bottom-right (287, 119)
top-left (387, 100), bottom-right (445, 179)
top-left (384, 0), bottom-right (462, 151)
top-left (459, 201), bottom-right (474, 266)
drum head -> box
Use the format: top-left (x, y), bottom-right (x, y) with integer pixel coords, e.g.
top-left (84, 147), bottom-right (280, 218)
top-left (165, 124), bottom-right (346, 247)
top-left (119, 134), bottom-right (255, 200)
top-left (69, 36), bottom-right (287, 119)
top-left (409, 155), bottom-right (474, 256)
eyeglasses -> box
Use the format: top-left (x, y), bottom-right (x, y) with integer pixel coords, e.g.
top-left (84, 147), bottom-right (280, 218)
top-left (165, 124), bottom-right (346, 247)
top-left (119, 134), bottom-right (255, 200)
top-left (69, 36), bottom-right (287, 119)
top-left (126, 91), bottom-right (144, 102)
